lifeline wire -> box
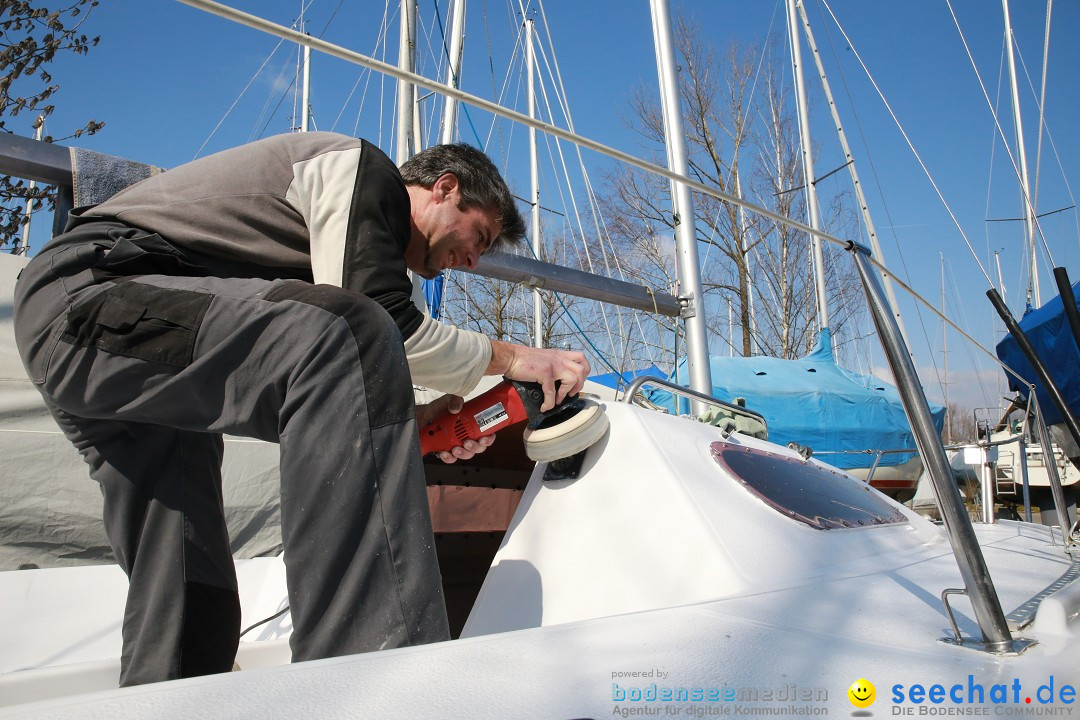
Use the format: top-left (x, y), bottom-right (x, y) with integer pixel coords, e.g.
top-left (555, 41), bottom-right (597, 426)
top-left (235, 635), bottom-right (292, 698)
top-left (943, 0), bottom-right (1055, 271)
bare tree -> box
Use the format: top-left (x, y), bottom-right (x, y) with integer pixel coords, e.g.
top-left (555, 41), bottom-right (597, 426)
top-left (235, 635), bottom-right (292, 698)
top-left (600, 14), bottom-right (863, 367)
top-left (944, 401), bottom-right (977, 444)
top-left (1, 0), bottom-right (103, 251)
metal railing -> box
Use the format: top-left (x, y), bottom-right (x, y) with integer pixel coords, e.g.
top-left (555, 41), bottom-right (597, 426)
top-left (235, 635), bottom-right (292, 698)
top-left (620, 375), bottom-right (768, 439)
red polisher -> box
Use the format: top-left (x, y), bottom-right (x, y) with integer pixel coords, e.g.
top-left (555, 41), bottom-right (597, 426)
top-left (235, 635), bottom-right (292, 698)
top-left (419, 379), bottom-right (609, 463)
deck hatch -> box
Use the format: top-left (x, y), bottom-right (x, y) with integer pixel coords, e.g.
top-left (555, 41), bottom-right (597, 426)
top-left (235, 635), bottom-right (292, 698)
top-left (711, 442), bottom-right (909, 530)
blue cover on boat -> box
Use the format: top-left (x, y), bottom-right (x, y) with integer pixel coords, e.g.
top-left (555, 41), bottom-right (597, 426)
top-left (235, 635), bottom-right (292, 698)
top-left (646, 329), bottom-right (945, 470)
top-left (995, 281), bottom-right (1080, 426)
top-left (589, 365), bottom-right (666, 390)
top-left (422, 273), bottom-right (445, 320)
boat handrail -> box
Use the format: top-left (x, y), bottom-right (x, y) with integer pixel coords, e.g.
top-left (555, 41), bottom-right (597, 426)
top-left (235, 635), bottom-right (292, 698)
top-left (619, 375), bottom-right (768, 436)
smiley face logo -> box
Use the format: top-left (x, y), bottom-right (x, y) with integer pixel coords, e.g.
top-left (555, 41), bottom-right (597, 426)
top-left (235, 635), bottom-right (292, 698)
top-left (848, 678), bottom-right (876, 708)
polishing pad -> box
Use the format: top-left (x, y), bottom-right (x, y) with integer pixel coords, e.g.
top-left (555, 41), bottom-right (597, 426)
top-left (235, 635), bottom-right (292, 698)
top-left (523, 398), bottom-right (609, 463)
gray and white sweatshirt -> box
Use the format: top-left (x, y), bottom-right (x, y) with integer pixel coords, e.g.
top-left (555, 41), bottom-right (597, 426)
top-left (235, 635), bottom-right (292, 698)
top-left (80, 131), bottom-right (491, 396)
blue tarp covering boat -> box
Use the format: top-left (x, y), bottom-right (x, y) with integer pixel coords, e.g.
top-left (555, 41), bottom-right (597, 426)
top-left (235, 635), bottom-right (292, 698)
top-left (588, 365), bottom-right (666, 391)
top-left (995, 280), bottom-right (1080, 426)
top-left (628, 329), bottom-right (944, 470)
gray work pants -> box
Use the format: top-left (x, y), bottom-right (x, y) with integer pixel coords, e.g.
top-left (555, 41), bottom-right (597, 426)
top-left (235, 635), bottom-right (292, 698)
top-left (13, 225), bottom-right (449, 686)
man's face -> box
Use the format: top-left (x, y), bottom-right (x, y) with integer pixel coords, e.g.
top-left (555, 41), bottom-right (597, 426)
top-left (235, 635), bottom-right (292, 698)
top-left (412, 180), bottom-right (502, 279)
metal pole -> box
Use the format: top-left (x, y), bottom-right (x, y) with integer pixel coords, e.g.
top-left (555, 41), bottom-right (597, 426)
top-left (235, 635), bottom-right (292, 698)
top-left (649, 0), bottom-right (712, 416)
top-left (1030, 396), bottom-right (1075, 533)
top-left (1052, 267), bottom-right (1080, 355)
top-left (979, 442), bottom-right (996, 524)
top-left (853, 246), bottom-right (1013, 652)
top-left (1003, 0), bottom-right (1039, 308)
top-left (987, 287), bottom-right (1080, 450)
top-left (942, 253), bottom-right (949, 442)
top-left (395, 0), bottom-right (416, 164)
top-left (793, 0), bottom-right (906, 343)
top-left (786, 0), bottom-right (829, 334)
top-left (526, 19), bottom-right (543, 348)
top-left (16, 118), bottom-right (43, 254)
top-left (1018, 436), bottom-right (1033, 523)
top-left (300, 40), bottom-right (311, 132)
top-left (438, 0), bottom-right (466, 145)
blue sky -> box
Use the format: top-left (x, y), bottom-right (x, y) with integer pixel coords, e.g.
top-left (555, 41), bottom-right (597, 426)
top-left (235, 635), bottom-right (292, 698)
top-left (14, 0), bottom-right (1080, 411)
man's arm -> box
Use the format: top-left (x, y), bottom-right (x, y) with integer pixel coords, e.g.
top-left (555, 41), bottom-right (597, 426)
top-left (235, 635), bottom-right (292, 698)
top-left (487, 339), bottom-right (590, 412)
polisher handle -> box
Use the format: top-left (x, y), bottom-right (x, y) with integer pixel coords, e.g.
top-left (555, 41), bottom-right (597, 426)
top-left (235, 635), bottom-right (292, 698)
top-left (419, 380), bottom-right (529, 456)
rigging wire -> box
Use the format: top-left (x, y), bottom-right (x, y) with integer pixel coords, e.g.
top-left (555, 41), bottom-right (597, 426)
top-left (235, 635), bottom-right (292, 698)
top-left (414, 7), bottom-right (446, 149)
top-left (193, 34), bottom-right (288, 159)
top-left (804, 2), bottom-right (917, 362)
top-left (331, 4), bottom-right (390, 133)
top-left (183, 0), bottom-right (1044, 392)
top-left (944, 256), bottom-right (995, 408)
top-left (1004, 13), bottom-right (1060, 275)
top-left (530, 27), bottom-right (625, 365)
top-left (943, 0), bottom-right (1057, 275)
top-left (984, 35), bottom-right (1006, 299)
top-left (818, 0), bottom-right (995, 292)
top-left (1033, 0), bottom-right (1052, 226)
top-left (429, 0), bottom-right (485, 147)
top-left (1009, 8), bottom-right (1080, 256)
top-left (813, 1), bottom-right (972, 397)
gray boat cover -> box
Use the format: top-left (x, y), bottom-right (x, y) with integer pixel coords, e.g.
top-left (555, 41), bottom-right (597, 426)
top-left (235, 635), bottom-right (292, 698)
top-left (0, 253), bottom-right (284, 569)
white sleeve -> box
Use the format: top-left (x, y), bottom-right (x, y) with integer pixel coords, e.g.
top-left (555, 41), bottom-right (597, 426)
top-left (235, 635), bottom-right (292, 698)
top-left (404, 314), bottom-right (492, 396)
top-left (285, 146), bottom-right (364, 287)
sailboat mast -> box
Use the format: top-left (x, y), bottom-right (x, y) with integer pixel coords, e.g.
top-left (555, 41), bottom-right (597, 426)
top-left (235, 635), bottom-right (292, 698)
top-left (941, 253), bottom-right (949, 443)
top-left (526, 18), bottom-right (543, 348)
top-left (649, 0), bottom-right (712, 413)
top-left (785, 0), bottom-right (829, 337)
top-left (300, 36), bottom-right (311, 132)
top-left (1002, 0), bottom-right (1039, 309)
top-left (395, 0), bottom-right (417, 163)
top-left (792, 0), bottom-right (909, 344)
top-left (438, 0), bottom-right (466, 145)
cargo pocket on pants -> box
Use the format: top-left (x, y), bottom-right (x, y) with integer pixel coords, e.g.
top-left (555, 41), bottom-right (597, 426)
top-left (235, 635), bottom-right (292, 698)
top-left (61, 281), bottom-right (213, 367)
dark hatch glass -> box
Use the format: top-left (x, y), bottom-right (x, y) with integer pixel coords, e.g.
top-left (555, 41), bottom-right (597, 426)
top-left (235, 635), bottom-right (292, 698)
top-left (711, 442), bottom-right (909, 530)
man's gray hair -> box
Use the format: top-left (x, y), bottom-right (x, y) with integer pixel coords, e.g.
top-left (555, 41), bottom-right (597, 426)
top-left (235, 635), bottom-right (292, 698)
top-left (399, 143), bottom-right (526, 251)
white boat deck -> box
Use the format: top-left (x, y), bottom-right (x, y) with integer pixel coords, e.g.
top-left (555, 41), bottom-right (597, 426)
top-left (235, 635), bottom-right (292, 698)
top-left (2, 402), bottom-right (1078, 717)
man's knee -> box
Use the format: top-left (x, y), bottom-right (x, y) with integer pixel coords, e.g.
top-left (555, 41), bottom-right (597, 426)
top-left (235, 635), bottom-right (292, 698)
top-left (264, 282), bottom-right (414, 423)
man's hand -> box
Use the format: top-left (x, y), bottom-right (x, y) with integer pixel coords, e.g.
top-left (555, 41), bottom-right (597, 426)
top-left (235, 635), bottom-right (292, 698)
top-left (487, 340), bottom-right (590, 412)
top-left (416, 394), bottom-right (495, 464)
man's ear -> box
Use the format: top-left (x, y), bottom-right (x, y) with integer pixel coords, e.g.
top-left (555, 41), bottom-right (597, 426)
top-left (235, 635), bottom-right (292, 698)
top-left (431, 172), bottom-right (459, 203)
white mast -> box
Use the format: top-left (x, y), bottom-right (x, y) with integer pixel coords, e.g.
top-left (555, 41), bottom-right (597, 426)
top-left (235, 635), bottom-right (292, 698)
top-left (526, 18), bottom-right (543, 348)
top-left (17, 117), bottom-right (43, 254)
top-left (438, 0), bottom-right (466, 145)
top-left (300, 36), bottom-right (311, 132)
top-left (792, 0), bottom-right (908, 344)
top-left (1002, 0), bottom-right (1039, 308)
top-left (785, 0), bottom-right (829, 338)
top-left (941, 253), bottom-right (949, 443)
top-left (649, 0), bottom-right (712, 414)
top-left (395, 0), bottom-right (417, 163)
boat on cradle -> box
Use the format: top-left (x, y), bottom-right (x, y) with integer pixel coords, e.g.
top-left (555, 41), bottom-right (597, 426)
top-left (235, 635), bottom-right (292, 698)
top-left (992, 281), bottom-right (1080, 521)
top-left (641, 328), bottom-right (945, 504)
top-left (950, 419), bottom-right (1080, 525)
